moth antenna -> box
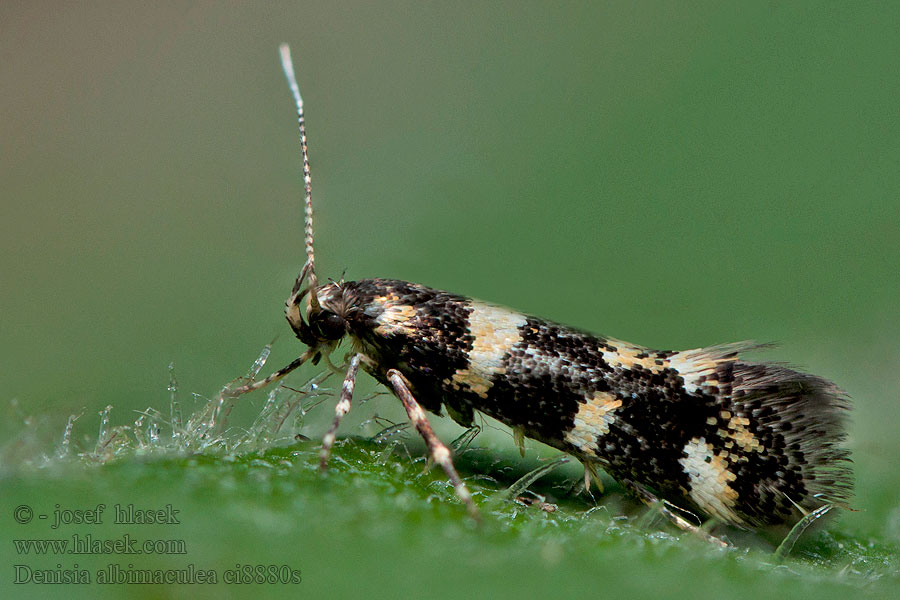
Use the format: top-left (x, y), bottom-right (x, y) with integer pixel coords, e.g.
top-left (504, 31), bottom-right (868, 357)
top-left (279, 43), bottom-right (320, 312)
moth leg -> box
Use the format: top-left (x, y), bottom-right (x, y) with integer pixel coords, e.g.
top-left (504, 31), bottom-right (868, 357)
top-left (623, 479), bottom-right (729, 548)
top-left (223, 349), bottom-right (314, 398)
top-left (583, 461), bottom-right (604, 495)
top-left (513, 426), bottom-right (526, 458)
top-left (387, 369), bottom-right (481, 522)
top-left (319, 353), bottom-right (362, 470)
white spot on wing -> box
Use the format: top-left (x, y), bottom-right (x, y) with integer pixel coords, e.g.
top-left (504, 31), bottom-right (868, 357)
top-left (564, 392), bottom-right (623, 456)
top-left (678, 437), bottom-right (741, 524)
top-left (601, 340), bottom-right (664, 373)
top-left (667, 343), bottom-right (750, 394)
top-left (372, 299), bottom-right (418, 336)
top-left (448, 303), bottom-right (527, 398)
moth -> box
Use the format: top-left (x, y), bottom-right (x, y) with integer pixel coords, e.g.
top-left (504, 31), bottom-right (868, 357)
top-left (226, 45), bottom-right (852, 536)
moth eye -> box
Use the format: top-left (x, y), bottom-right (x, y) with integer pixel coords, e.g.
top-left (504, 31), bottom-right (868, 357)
top-left (313, 311), bottom-right (346, 340)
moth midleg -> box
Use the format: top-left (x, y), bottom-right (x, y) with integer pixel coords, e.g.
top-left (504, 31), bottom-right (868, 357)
top-left (319, 353), bottom-right (362, 470)
top-left (386, 370), bottom-right (480, 521)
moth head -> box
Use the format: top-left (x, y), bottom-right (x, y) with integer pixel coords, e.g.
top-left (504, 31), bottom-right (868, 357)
top-left (285, 276), bottom-right (347, 358)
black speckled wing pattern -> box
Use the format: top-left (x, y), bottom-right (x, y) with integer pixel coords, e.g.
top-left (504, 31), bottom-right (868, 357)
top-left (318, 278), bottom-right (852, 528)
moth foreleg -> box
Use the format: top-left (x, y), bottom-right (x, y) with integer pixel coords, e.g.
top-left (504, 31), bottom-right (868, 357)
top-left (222, 349), bottom-right (314, 398)
top-left (319, 353), bottom-right (362, 470)
top-left (386, 369), bottom-right (480, 522)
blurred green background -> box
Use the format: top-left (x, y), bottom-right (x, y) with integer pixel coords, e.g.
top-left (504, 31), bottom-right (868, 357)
top-left (2, 2), bottom-right (899, 599)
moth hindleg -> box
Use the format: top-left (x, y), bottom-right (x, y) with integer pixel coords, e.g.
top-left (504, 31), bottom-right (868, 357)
top-left (583, 461), bottom-right (604, 495)
top-left (624, 478), bottom-right (729, 548)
